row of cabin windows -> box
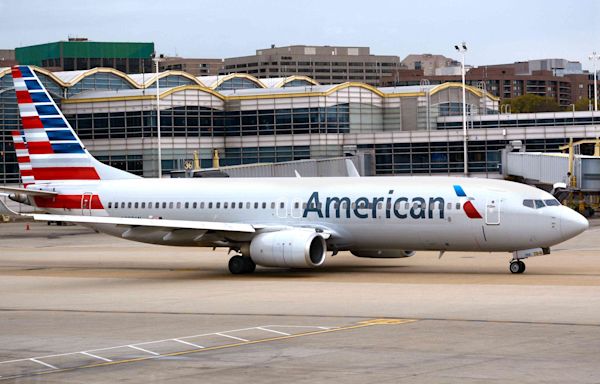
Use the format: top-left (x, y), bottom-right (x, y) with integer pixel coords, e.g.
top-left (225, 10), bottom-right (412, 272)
top-left (107, 201), bottom-right (463, 211)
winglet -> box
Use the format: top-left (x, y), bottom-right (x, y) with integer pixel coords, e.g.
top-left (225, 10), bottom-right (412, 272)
top-left (345, 159), bottom-right (360, 177)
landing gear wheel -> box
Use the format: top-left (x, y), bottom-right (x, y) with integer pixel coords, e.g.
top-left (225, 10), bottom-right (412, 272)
top-left (243, 257), bottom-right (256, 273)
top-left (228, 255), bottom-right (246, 275)
top-left (228, 255), bottom-right (256, 274)
top-left (510, 260), bottom-right (526, 274)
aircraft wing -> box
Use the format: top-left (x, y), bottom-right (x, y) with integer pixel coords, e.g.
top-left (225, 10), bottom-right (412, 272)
top-left (32, 214), bottom-right (256, 233)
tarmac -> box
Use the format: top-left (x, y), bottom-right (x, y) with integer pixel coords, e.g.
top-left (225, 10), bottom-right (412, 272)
top-left (1, 220), bottom-right (600, 383)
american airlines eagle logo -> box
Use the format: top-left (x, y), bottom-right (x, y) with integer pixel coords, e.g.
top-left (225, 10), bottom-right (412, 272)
top-left (453, 185), bottom-right (483, 219)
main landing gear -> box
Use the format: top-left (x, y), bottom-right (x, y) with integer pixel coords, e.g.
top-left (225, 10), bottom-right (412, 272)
top-left (228, 255), bottom-right (256, 274)
top-left (509, 260), bottom-right (526, 274)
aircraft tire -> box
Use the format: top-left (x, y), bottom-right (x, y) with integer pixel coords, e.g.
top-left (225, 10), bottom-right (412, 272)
top-left (509, 260), bottom-right (526, 274)
top-left (243, 257), bottom-right (256, 273)
top-left (228, 255), bottom-right (246, 274)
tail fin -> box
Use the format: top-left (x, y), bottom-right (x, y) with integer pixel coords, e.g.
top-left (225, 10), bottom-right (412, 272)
top-left (10, 130), bottom-right (35, 186)
top-left (11, 65), bottom-right (139, 184)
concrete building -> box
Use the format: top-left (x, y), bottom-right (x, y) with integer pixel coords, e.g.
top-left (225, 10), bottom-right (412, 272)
top-left (160, 57), bottom-right (223, 76)
top-left (221, 45), bottom-right (400, 85)
top-left (400, 54), bottom-right (460, 76)
top-left (15, 38), bottom-right (155, 73)
top-left (0, 49), bottom-right (17, 67)
top-left (383, 58), bottom-right (595, 108)
top-left (1, 66), bottom-right (502, 184)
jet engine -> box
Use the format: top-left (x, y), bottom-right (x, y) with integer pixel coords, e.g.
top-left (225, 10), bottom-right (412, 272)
top-left (248, 229), bottom-right (327, 268)
top-left (351, 249), bottom-right (416, 258)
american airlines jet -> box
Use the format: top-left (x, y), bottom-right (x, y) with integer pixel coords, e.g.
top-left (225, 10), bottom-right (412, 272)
top-left (1, 65), bottom-right (589, 274)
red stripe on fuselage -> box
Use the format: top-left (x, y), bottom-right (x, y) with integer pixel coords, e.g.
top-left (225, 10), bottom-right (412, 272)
top-left (17, 156), bottom-right (31, 164)
top-left (33, 194), bottom-right (104, 209)
top-left (32, 167), bottom-right (100, 180)
top-left (27, 141), bottom-right (54, 154)
top-left (20, 169), bottom-right (33, 177)
top-left (16, 90), bottom-right (32, 104)
top-left (21, 116), bottom-right (44, 129)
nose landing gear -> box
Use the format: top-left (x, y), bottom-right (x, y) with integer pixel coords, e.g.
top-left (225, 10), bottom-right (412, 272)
top-left (509, 260), bottom-right (526, 274)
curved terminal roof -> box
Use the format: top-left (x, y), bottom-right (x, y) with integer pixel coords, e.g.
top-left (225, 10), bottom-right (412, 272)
top-left (1, 66), bottom-right (498, 103)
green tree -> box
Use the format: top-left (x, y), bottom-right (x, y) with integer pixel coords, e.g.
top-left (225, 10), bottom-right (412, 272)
top-left (573, 97), bottom-right (592, 111)
top-left (501, 94), bottom-right (561, 113)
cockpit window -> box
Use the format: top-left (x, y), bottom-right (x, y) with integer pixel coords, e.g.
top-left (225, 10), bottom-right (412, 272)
top-left (535, 200), bottom-right (546, 209)
top-left (544, 199), bottom-right (560, 206)
top-left (523, 199), bottom-right (534, 208)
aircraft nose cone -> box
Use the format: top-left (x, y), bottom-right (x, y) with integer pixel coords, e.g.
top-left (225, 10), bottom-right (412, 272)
top-left (560, 208), bottom-right (589, 240)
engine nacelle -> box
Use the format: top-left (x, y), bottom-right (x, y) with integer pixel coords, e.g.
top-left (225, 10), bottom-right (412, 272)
top-left (249, 230), bottom-right (327, 268)
top-left (351, 249), bottom-right (416, 258)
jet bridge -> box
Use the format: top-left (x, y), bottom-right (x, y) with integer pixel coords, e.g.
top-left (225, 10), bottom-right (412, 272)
top-left (503, 149), bottom-right (600, 216)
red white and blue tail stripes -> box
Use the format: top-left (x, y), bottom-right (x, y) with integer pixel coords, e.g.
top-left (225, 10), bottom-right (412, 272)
top-left (11, 65), bottom-right (138, 183)
top-left (11, 130), bottom-right (35, 186)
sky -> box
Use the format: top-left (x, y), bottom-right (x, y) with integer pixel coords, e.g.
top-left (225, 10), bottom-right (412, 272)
top-left (1, 0), bottom-right (599, 70)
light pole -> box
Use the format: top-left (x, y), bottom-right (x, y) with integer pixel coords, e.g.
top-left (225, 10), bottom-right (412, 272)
top-left (455, 42), bottom-right (468, 176)
top-left (589, 52), bottom-right (599, 112)
top-left (152, 53), bottom-right (164, 178)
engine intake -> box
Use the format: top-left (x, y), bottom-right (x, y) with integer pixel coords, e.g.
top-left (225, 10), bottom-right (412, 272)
top-left (249, 229), bottom-right (327, 268)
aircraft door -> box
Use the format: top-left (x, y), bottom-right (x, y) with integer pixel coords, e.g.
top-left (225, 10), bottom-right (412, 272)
top-left (485, 197), bottom-right (500, 225)
top-left (81, 192), bottom-right (94, 216)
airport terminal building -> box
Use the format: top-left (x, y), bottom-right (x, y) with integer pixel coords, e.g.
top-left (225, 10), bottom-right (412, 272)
top-left (1, 66), bottom-right (599, 184)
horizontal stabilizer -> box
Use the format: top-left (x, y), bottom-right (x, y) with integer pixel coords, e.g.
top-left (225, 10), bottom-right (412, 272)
top-left (0, 186), bottom-right (57, 197)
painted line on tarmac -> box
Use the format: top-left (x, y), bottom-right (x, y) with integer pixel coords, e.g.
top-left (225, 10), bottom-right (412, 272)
top-left (0, 319), bottom-right (416, 381)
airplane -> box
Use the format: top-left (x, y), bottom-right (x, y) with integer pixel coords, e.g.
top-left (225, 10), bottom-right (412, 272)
top-left (0, 65), bottom-right (589, 275)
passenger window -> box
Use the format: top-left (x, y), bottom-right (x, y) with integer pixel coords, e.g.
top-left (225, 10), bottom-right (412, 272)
top-left (108, 202), bottom-right (112, 209)
top-left (544, 199), bottom-right (560, 206)
top-left (169, 202), bottom-right (173, 209)
top-left (262, 202), bottom-right (266, 209)
top-left (184, 202), bottom-right (189, 209)
top-left (192, 202), bottom-right (197, 209)
top-left (162, 202), bottom-right (167, 209)
top-left (254, 202), bottom-right (259, 209)
top-left (240, 202), bottom-right (244, 209)
top-left (523, 199), bottom-right (534, 208)
top-left (455, 202), bottom-right (461, 210)
top-left (302, 202), bottom-right (307, 209)
top-left (176, 202), bottom-right (181, 209)
top-left (446, 202), bottom-right (452, 210)
top-left (141, 202), bottom-right (146, 209)
top-left (128, 202), bottom-right (132, 209)
top-left (216, 202), bottom-right (221, 209)
top-left (231, 202), bottom-right (235, 208)
top-left (271, 202), bottom-right (275, 209)
top-left (404, 202), bottom-right (410, 210)
top-left (280, 202), bottom-right (285, 209)
top-left (295, 202), bottom-right (299, 209)
top-left (535, 200), bottom-right (545, 209)
top-left (134, 202), bottom-right (139, 209)
top-left (208, 202), bottom-right (213, 209)
top-left (224, 202), bottom-right (228, 209)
